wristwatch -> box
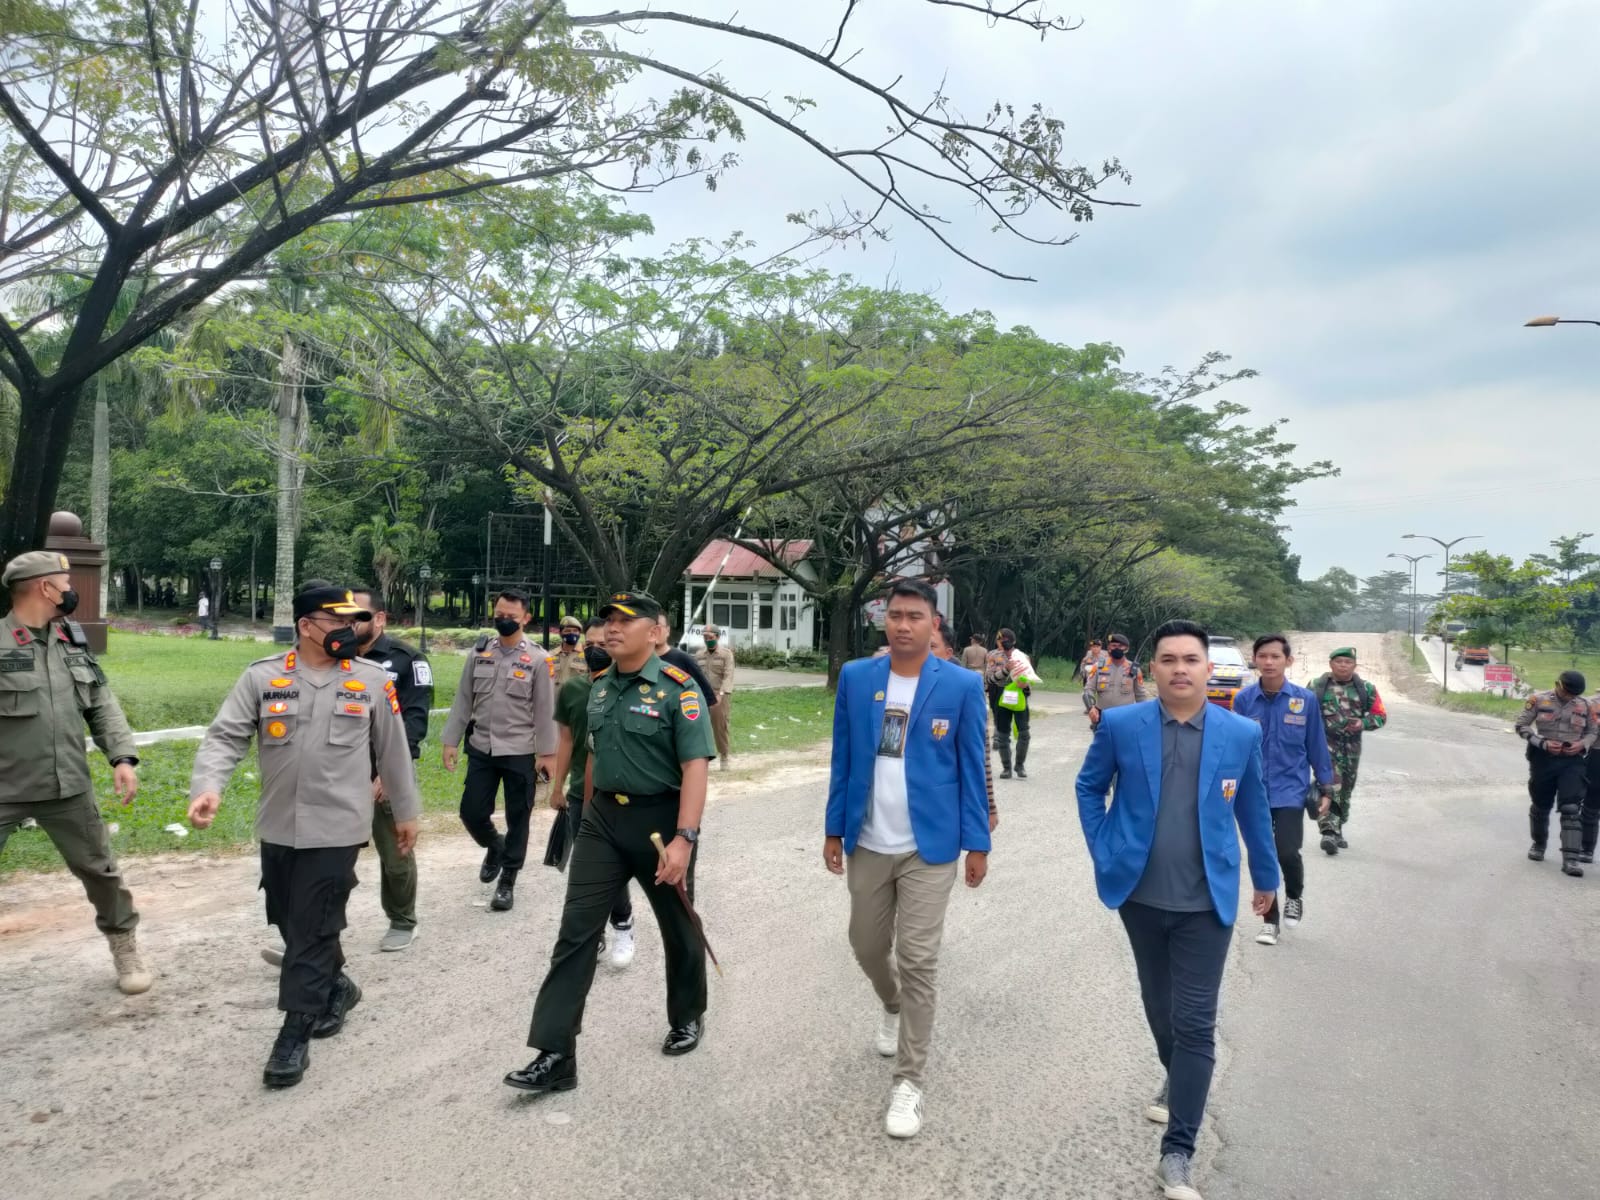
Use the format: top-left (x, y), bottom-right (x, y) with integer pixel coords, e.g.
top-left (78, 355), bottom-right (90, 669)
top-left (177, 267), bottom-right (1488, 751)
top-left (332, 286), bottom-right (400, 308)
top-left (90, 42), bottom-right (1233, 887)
top-left (109, 756), bottom-right (138, 767)
top-left (676, 827), bottom-right (700, 844)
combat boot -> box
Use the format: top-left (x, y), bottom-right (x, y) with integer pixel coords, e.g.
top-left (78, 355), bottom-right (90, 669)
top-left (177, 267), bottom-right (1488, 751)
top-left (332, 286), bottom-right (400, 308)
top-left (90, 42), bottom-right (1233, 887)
top-left (106, 930), bottom-right (153, 995)
top-left (997, 744), bottom-right (1013, 781)
top-left (491, 868), bottom-right (517, 912)
top-left (264, 1013), bottom-right (315, 1088)
top-left (479, 836), bottom-right (506, 884)
top-left (1562, 856), bottom-right (1584, 878)
top-left (1528, 843), bottom-right (1546, 862)
top-left (311, 973), bottom-right (363, 1039)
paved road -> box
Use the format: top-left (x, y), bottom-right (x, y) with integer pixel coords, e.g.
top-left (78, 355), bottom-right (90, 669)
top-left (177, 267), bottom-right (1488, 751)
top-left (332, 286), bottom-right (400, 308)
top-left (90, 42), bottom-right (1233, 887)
top-left (4, 634), bottom-right (1598, 1200)
top-left (1413, 633), bottom-right (1489, 692)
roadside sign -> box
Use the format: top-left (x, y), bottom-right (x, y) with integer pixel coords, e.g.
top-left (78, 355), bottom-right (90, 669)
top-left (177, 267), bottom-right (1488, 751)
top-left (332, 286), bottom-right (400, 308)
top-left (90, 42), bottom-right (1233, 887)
top-left (1483, 664), bottom-right (1514, 690)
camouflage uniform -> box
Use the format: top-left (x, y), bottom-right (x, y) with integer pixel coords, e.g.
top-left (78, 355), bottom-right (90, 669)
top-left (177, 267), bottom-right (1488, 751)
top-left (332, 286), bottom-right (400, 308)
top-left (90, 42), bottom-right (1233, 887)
top-left (1311, 671), bottom-right (1388, 839)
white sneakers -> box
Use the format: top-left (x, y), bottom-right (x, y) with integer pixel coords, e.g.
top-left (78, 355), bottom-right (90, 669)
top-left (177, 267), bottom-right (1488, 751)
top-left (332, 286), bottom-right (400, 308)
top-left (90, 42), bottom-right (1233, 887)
top-left (1255, 923), bottom-right (1279, 946)
top-left (609, 925), bottom-right (636, 969)
top-left (876, 1009), bottom-right (900, 1057)
top-left (885, 1080), bottom-right (924, 1138)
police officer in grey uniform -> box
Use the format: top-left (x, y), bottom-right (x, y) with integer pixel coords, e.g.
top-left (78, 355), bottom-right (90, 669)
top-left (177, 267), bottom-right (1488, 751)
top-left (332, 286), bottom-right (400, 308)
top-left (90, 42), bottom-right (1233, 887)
top-left (1515, 670), bottom-right (1595, 877)
top-left (441, 587), bottom-right (557, 912)
top-left (188, 586), bottom-right (422, 1088)
top-left (1085, 632), bottom-right (1149, 728)
top-left (0, 550), bottom-right (151, 994)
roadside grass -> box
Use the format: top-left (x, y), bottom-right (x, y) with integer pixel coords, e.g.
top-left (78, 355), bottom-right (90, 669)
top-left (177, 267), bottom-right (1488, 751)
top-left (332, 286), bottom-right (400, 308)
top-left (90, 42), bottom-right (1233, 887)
top-left (1435, 692), bottom-right (1526, 718)
top-left (1032, 656), bottom-right (1082, 692)
top-left (96, 630), bottom-right (464, 730)
top-left (1504, 648), bottom-right (1600, 689)
top-left (2, 690), bottom-right (831, 877)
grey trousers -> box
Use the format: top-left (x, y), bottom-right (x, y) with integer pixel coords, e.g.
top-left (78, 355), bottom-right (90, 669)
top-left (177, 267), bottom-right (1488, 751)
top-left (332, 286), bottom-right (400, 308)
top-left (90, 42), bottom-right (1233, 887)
top-left (846, 846), bottom-right (958, 1088)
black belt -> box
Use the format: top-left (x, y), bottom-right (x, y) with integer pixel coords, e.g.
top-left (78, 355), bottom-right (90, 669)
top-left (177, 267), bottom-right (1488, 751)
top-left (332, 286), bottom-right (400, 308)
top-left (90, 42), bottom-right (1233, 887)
top-left (594, 788), bottom-right (679, 808)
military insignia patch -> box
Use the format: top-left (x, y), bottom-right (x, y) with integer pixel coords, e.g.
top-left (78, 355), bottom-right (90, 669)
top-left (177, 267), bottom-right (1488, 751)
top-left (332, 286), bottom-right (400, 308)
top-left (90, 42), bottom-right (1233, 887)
top-left (284, 651), bottom-right (297, 671)
top-left (1222, 779), bottom-right (1238, 802)
top-left (268, 702), bottom-right (288, 714)
top-left (343, 680), bottom-right (367, 692)
top-left (269, 677), bottom-right (292, 688)
top-left (412, 660), bottom-right (432, 687)
top-left (662, 664), bottom-right (691, 685)
top-left (11, 627), bottom-right (32, 646)
top-left (266, 721), bottom-right (287, 738)
top-left (383, 680), bottom-right (400, 714)
top-left (931, 718), bottom-right (950, 740)
top-left (520, 653), bottom-right (533, 663)
top-left (512, 668), bottom-right (527, 679)
top-left (640, 683), bottom-right (652, 694)
top-left (681, 694), bottom-right (701, 721)
top-left (344, 703), bottom-right (366, 716)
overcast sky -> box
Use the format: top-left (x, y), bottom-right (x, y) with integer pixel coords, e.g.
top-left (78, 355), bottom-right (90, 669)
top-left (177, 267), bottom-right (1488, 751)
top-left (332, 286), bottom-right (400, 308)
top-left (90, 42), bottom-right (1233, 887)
top-left (605, 0), bottom-right (1600, 591)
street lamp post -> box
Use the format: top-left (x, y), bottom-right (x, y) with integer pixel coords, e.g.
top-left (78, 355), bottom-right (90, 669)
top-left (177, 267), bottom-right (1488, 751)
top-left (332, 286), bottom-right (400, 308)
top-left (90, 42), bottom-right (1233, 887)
top-left (1525, 315), bottom-right (1600, 329)
top-left (471, 573), bottom-right (482, 627)
top-left (208, 557), bottom-right (222, 640)
top-left (1403, 533), bottom-right (1481, 692)
top-left (1387, 552), bottom-right (1432, 639)
top-left (418, 564), bottom-right (432, 654)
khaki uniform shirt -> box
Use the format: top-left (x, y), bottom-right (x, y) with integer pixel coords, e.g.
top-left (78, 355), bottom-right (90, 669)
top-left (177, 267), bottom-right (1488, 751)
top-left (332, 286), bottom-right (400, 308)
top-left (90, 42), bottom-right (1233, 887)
top-left (188, 648), bottom-right (421, 848)
top-left (0, 614), bottom-right (136, 803)
top-left (1515, 690), bottom-right (1597, 752)
top-left (960, 644), bottom-right (988, 671)
top-left (694, 644), bottom-right (736, 695)
top-left (587, 655), bottom-right (715, 795)
top-left (549, 646), bottom-right (588, 690)
top-left (1085, 658), bottom-right (1148, 710)
top-left (442, 636), bottom-right (558, 757)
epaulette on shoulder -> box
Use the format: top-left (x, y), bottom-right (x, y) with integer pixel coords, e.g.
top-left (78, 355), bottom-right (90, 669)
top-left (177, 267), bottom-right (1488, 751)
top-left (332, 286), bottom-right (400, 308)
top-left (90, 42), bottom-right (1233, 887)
top-left (662, 664), bottom-right (691, 685)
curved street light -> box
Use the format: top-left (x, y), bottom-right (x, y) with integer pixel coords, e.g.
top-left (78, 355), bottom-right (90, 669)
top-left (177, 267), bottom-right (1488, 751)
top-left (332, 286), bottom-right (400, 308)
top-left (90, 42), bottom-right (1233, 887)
top-left (1524, 315), bottom-right (1600, 328)
top-left (1387, 551), bottom-right (1432, 639)
top-left (1403, 534), bottom-right (1481, 691)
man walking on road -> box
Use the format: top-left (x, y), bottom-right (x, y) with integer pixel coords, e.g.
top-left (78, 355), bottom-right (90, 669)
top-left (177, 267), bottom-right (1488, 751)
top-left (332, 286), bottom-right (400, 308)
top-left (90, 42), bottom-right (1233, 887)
top-left (441, 589), bottom-right (558, 913)
top-left (188, 586), bottom-right (422, 1088)
top-left (549, 617), bottom-right (638, 968)
top-left (985, 627), bottom-right (1041, 779)
top-left (824, 580), bottom-right (990, 1139)
top-left (1515, 670), bottom-right (1594, 877)
top-left (0, 551), bottom-right (151, 995)
top-left (506, 590), bottom-right (715, 1096)
top-left (1231, 634), bottom-right (1335, 946)
top-left (1086, 632), bottom-right (1148, 729)
top-left (1075, 619), bottom-right (1278, 1200)
top-left (694, 623), bottom-right (736, 771)
top-left (1310, 647), bottom-right (1387, 855)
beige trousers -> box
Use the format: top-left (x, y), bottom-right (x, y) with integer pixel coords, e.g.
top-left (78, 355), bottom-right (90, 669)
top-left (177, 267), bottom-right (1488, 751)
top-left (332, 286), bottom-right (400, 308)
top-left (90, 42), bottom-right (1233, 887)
top-left (846, 846), bottom-right (958, 1087)
top-left (710, 693), bottom-right (732, 760)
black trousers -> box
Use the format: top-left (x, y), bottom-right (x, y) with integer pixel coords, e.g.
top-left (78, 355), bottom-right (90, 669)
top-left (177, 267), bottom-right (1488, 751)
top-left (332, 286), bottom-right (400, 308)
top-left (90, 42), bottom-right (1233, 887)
top-left (260, 843), bottom-right (361, 1016)
top-left (1529, 747), bottom-right (1587, 857)
top-left (1584, 754), bottom-right (1600, 855)
top-left (1120, 902), bottom-right (1232, 1158)
top-left (459, 746), bottom-right (535, 872)
top-left (988, 690), bottom-right (1031, 768)
top-left (1264, 806), bottom-right (1304, 924)
top-left (567, 798), bottom-right (635, 928)
top-left (528, 795), bottom-right (705, 1054)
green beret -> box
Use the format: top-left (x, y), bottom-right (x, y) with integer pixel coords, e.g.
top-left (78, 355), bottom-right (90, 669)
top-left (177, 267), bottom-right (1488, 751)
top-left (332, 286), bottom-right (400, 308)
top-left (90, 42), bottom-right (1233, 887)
top-left (1329, 646), bottom-right (1357, 661)
top-left (2, 549), bottom-right (72, 588)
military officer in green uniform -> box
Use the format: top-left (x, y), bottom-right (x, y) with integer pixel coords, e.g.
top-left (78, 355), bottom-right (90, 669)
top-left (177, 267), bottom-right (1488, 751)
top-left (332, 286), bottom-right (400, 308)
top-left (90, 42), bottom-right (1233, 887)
top-left (0, 550), bottom-right (152, 994)
top-left (506, 590), bottom-right (716, 1095)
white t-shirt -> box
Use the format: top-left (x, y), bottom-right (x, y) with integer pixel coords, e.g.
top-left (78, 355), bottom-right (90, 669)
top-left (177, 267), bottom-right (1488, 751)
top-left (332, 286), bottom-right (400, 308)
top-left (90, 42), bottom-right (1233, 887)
top-left (197, 596), bottom-right (210, 618)
top-left (858, 670), bottom-right (920, 855)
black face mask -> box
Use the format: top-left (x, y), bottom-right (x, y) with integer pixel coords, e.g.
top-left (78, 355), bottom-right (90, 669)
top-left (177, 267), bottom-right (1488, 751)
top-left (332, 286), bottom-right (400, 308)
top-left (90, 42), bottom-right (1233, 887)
top-left (1110, 646), bottom-right (1127, 660)
top-left (583, 644), bottom-right (612, 673)
top-left (562, 633), bottom-right (581, 646)
top-left (494, 617), bottom-right (523, 638)
top-left (54, 587), bottom-right (80, 616)
top-left (322, 626), bottom-right (361, 658)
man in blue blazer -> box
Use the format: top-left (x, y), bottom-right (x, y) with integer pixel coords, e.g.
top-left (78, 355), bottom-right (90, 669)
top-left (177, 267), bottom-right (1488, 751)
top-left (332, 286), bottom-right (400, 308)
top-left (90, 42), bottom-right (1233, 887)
top-left (1075, 619), bottom-right (1279, 1200)
top-left (824, 580), bottom-right (990, 1141)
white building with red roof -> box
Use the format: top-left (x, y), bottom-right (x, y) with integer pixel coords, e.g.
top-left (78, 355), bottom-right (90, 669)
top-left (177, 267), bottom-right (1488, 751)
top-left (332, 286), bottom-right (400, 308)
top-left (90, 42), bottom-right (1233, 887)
top-left (681, 539), bottom-right (817, 651)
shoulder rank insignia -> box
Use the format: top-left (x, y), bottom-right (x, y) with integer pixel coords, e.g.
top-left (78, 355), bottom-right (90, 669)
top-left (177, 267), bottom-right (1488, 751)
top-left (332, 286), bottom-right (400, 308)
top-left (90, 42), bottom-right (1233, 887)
top-left (11, 626), bottom-right (32, 646)
top-left (662, 664), bottom-right (691, 685)
top-left (284, 650), bottom-right (297, 671)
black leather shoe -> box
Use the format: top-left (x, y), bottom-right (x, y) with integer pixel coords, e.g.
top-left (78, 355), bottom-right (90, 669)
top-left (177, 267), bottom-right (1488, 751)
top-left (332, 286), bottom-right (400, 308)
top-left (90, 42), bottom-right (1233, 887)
top-left (662, 1018), bottom-right (703, 1056)
top-left (999, 768), bottom-right (1013, 780)
top-left (479, 839), bottom-right (505, 884)
top-left (312, 974), bottom-right (362, 1039)
top-left (1015, 765), bottom-right (1028, 779)
top-left (1529, 843), bottom-right (1546, 862)
top-left (1562, 858), bottom-right (1584, 877)
top-left (504, 1051), bottom-right (577, 1094)
top-left (490, 871), bottom-right (516, 912)
top-left (264, 1014), bottom-right (315, 1088)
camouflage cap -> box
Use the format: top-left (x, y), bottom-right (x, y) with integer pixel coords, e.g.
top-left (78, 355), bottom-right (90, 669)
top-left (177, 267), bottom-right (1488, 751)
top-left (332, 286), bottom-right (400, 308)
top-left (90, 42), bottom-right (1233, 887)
top-left (2, 550), bottom-right (72, 588)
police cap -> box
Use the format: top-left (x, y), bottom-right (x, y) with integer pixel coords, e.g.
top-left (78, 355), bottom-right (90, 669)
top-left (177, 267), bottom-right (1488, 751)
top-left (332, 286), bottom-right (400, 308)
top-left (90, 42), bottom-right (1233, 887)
top-left (292, 586), bottom-right (372, 622)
